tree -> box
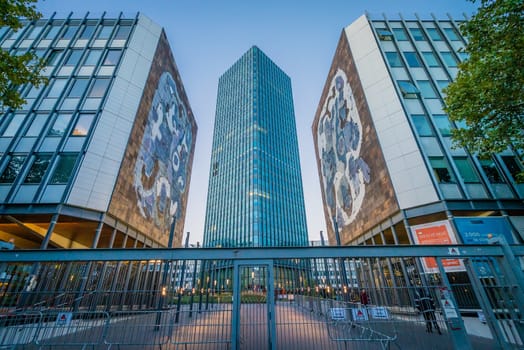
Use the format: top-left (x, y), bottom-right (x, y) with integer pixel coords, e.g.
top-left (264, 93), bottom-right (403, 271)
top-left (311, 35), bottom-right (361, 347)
top-left (443, 0), bottom-right (524, 179)
top-left (0, 0), bottom-right (47, 111)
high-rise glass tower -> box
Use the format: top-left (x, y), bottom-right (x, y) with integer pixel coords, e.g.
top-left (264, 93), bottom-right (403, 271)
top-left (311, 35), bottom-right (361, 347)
top-left (203, 46), bottom-right (308, 248)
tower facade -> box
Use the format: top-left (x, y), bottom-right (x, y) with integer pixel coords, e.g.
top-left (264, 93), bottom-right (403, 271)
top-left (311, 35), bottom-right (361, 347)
top-left (0, 13), bottom-right (197, 249)
top-left (313, 14), bottom-right (523, 249)
top-left (204, 46), bottom-right (308, 247)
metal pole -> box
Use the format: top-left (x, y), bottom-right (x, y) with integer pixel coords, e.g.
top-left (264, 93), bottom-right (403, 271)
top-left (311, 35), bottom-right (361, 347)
top-left (189, 242), bottom-right (199, 318)
top-left (175, 232), bottom-right (190, 323)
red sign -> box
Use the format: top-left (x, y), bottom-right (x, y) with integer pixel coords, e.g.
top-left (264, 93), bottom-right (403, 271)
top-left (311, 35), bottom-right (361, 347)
top-left (411, 221), bottom-right (465, 273)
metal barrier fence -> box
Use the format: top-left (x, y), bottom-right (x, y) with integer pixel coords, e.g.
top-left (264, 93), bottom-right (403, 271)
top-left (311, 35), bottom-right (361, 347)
top-left (0, 244), bottom-right (523, 349)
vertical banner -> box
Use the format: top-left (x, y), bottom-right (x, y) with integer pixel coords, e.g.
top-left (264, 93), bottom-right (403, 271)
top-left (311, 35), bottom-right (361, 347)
top-left (411, 220), bottom-right (465, 273)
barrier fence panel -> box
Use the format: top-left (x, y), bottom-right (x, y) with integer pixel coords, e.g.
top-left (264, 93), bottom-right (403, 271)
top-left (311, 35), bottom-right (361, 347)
top-left (0, 244), bottom-right (522, 349)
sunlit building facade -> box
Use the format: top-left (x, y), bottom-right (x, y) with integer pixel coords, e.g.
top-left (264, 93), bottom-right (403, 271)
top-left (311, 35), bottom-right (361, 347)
top-left (203, 46), bottom-right (308, 247)
top-left (0, 13), bottom-right (197, 249)
top-left (313, 14), bottom-right (523, 251)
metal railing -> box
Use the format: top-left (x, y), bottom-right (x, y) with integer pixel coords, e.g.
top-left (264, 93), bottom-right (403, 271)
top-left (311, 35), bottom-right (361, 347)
top-left (0, 244), bottom-right (523, 349)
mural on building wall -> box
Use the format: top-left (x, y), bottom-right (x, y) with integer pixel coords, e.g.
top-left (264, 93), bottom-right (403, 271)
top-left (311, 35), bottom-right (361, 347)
top-left (312, 31), bottom-right (399, 245)
top-left (317, 69), bottom-right (370, 229)
top-left (108, 32), bottom-right (197, 247)
top-left (134, 71), bottom-right (192, 228)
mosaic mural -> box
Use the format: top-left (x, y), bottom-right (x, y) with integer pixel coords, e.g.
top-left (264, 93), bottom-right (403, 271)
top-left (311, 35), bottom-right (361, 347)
top-left (317, 68), bottom-right (370, 229)
top-left (134, 71), bottom-right (193, 228)
top-left (313, 32), bottom-right (399, 245)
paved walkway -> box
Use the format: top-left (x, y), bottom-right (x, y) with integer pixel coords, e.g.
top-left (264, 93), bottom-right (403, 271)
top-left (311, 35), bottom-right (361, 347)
top-left (2, 302), bottom-right (500, 349)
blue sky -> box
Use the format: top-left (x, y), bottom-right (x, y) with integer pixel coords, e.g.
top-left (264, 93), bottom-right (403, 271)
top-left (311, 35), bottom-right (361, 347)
top-left (38, 0), bottom-right (478, 245)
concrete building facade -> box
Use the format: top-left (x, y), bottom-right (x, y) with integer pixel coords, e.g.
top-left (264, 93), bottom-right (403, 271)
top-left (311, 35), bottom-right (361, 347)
top-left (313, 14), bottom-right (523, 252)
top-left (0, 13), bottom-right (197, 249)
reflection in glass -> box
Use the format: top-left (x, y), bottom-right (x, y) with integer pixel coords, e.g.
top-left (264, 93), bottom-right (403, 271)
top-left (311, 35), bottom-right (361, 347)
top-left (50, 154), bottom-right (77, 184)
top-left (48, 114), bottom-right (71, 136)
top-left (0, 155), bottom-right (26, 183)
top-left (24, 154), bottom-right (51, 184)
top-left (71, 114), bottom-right (95, 136)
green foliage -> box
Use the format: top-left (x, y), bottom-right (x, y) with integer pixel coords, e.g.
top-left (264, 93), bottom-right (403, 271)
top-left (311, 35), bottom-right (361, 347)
top-left (443, 0), bottom-right (524, 176)
top-left (0, 0), bottom-right (47, 111)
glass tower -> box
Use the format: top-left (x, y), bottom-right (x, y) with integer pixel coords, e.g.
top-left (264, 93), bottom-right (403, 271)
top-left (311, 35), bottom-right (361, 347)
top-left (203, 46), bottom-right (308, 248)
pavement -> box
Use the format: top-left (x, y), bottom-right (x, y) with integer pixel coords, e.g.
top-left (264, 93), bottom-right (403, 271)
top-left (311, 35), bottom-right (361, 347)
top-left (0, 303), bottom-right (501, 349)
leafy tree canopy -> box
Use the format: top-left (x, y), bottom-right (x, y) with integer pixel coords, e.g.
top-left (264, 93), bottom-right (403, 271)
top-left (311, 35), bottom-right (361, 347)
top-left (0, 0), bottom-right (47, 111)
top-left (444, 0), bottom-right (524, 178)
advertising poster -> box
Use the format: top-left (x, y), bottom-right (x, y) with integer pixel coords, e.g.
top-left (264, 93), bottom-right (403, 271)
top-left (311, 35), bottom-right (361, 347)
top-left (455, 217), bottom-right (515, 277)
top-left (411, 220), bottom-right (465, 273)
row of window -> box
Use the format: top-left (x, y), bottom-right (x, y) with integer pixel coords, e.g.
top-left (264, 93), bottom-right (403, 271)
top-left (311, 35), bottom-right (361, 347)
top-left (377, 24), bottom-right (462, 43)
top-left (0, 153), bottom-right (78, 185)
top-left (44, 47), bottom-right (122, 68)
top-left (1, 112), bottom-right (95, 139)
top-left (386, 50), bottom-right (463, 69)
top-left (431, 155), bottom-right (522, 186)
top-left (1, 21), bottom-right (133, 49)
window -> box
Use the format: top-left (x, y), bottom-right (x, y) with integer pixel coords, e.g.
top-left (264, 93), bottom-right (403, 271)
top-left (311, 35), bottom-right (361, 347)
top-left (426, 28), bottom-right (443, 41)
top-left (71, 114), bottom-right (95, 136)
top-left (2, 114), bottom-right (25, 137)
top-left (458, 51), bottom-right (469, 61)
top-left (411, 114), bottom-right (433, 136)
top-left (430, 157), bottom-right (455, 183)
top-left (422, 52), bottom-right (440, 67)
top-left (444, 28), bottom-right (460, 41)
top-left (409, 28), bottom-right (426, 41)
top-left (454, 157), bottom-right (480, 183)
top-left (24, 154), bottom-right (52, 184)
top-left (79, 25), bottom-right (95, 40)
top-left (45, 49), bottom-right (63, 66)
top-left (479, 159), bottom-right (504, 183)
top-left (433, 115), bottom-right (452, 136)
top-left (65, 50), bottom-right (83, 66)
top-left (67, 79), bottom-right (89, 98)
top-left (392, 28), bottom-right (408, 41)
top-left (97, 26), bottom-right (113, 39)
top-left (385, 52), bottom-right (403, 67)
top-left (25, 114), bottom-right (47, 137)
top-left (50, 154), bottom-right (78, 184)
top-left (26, 25), bottom-right (43, 40)
top-left (417, 81), bottom-right (438, 99)
top-left (48, 114), bottom-right (72, 136)
top-left (114, 25), bottom-right (131, 40)
top-left (44, 26), bottom-right (60, 39)
top-left (436, 80), bottom-right (450, 94)
top-left (403, 52), bottom-right (422, 67)
top-left (397, 81), bottom-right (420, 98)
top-left (60, 26), bottom-right (78, 40)
top-left (83, 50), bottom-right (102, 66)
top-left (0, 155), bottom-right (26, 183)
top-left (103, 50), bottom-right (122, 66)
top-left (377, 29), bottom-right (393, 41)
top-left (47, 79), bottom-right (67, 98)
top-left (87, 79), bottom-right (110, 98)
top-left (441, 52), bottom-right (458, 67)
top-left (501, 156), bottom-right (523, 182)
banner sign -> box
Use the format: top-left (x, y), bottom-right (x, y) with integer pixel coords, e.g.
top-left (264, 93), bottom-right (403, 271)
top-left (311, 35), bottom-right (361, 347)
top-left (411, 220), bottom-right (465, 273)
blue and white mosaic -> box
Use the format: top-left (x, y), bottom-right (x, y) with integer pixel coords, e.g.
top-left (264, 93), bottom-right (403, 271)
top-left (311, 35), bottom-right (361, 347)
top-left (134, 72), bottom-right (192, 228)
top-left (317, 69), bottom-right (370, 229)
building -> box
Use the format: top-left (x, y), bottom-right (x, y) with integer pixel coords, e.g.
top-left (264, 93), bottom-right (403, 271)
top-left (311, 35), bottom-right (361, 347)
top-left (313, 14), bottom-right (523, 251)
top-left (203, 46), bottom-right (308, 248)
top-left (0, 13), bottom-right (197, 249)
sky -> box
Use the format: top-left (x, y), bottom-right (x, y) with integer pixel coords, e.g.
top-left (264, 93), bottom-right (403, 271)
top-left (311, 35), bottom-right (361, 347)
top-left (38, 0), bottom-right (477, 245)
